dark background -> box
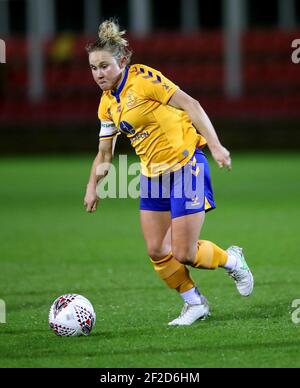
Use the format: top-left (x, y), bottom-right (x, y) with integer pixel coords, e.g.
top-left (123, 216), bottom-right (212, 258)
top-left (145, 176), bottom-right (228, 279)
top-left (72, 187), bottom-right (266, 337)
top-left (7, 0), bottom-right (300, 32)
top-left (1, 0), bottom-right (300, 154)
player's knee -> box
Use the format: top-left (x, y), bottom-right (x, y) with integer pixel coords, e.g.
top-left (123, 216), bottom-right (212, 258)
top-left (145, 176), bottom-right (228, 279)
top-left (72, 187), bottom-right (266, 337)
top-left (147, 246), bottom-right (169, 261)
top-left (172, 245), bottom-right (195, 265)
top-left (172, 248), bottom-right (194, 265)
top-left (173, 254), bottom-right (190, 265)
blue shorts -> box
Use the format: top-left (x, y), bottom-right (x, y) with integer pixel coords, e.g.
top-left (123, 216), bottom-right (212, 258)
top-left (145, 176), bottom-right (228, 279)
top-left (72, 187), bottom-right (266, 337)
top-left (140, 149), bottom-right (216, 219)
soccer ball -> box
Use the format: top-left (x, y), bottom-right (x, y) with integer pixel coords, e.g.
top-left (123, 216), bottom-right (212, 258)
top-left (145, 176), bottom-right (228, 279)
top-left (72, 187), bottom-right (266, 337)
top-left (49, 294), bottom-right (96, 337)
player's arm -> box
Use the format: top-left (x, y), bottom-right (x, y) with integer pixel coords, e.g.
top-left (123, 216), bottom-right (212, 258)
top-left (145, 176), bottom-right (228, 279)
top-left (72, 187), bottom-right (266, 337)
top-left (168, 89), bottom-right (232, 170)
top-left (84, 137), bottom-right (117, 213)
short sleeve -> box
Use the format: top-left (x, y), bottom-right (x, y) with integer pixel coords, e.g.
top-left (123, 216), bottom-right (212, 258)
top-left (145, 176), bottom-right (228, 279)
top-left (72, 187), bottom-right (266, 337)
top-left (98, 95), bottom-right (119, 141)
top-left (99, 121), bottom-right (119, 141)
top-left (136, 66), bottom-right (179, 105)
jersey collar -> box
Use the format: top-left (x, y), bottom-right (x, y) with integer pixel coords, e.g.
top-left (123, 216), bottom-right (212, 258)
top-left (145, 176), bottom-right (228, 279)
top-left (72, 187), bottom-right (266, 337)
top-left (111, 66), bottom-right (129, 103)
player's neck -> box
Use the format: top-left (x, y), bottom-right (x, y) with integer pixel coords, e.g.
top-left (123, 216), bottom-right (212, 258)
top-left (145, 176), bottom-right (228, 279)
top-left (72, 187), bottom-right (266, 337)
top-left (112, 69), bottom-right (126, 93)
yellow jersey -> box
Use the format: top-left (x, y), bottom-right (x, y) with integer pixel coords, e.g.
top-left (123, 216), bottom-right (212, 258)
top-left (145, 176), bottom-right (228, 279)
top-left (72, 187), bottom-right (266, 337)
top-left (98, 64), bottom-right (206, 177)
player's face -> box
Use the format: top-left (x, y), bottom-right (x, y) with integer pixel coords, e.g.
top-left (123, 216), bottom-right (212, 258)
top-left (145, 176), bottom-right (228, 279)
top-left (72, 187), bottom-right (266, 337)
top-left (89, 50), bottom-right (126, 91)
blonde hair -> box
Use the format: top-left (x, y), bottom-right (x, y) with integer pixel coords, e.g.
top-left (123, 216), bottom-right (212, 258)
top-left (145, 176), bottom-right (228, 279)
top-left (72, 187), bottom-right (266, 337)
top-left (86, 19), bottom-right (132, 65)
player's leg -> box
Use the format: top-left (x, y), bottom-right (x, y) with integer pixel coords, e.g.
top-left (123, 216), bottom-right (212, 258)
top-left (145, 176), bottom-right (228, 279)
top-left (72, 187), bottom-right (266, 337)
top-left (140, 210), bottom-right (171, 260)
top-left (170, 151), bottom-right (231, 271)
top-left (169, 211), bottom-right (254, 326)
top-left (171, 149), bottom-right (253, 294)
top-left (140, 210), bottom-right (210, 326)
top-left (171, 209), bottom-right (253, 297)
top-left (140, 210), bottom-right (195, 294)
top-left (167, 150), bottom-right (253, 325)
top-left (172, 212), bottom-right (228, 269)
top-left (172, 215), bottom-right (254, 298)
top-left (167, 211), bottom-right (212, 326)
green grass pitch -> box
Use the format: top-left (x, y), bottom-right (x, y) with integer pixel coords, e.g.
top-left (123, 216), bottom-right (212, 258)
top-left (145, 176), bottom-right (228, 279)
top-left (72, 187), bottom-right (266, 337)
top-left (0, 152), bottom-right (299, 368)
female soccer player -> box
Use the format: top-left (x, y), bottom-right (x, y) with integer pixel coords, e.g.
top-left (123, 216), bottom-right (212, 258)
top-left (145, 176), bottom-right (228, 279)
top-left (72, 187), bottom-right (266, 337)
top-left (84, 20), bottom-right (254, 326)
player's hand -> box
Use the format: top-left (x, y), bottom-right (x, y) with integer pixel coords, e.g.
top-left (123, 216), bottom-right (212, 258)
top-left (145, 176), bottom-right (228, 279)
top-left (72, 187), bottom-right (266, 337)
top-left (84, 187), bottom-right (99, 213)
top-left (210, 144), bottom-right (232, 171)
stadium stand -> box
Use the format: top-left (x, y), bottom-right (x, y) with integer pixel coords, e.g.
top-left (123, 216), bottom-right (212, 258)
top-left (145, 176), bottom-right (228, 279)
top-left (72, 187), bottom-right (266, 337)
top-left (1, 29), bottom-right (300, 124)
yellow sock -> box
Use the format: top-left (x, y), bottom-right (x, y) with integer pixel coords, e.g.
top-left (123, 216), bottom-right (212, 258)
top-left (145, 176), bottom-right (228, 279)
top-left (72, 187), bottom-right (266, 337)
top-left (151, 253), bottom-right (195, 293)
top-left (193, 240), bottom-right (228, 270)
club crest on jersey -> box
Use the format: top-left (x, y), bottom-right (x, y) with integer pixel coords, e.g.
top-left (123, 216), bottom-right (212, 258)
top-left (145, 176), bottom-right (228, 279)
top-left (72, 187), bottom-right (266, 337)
top-left (126, 91), bottom-right (137, 108)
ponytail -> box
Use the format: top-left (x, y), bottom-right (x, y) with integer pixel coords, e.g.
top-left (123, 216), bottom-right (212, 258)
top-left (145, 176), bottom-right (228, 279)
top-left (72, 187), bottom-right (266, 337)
top-left (86, 19), bottom-right (132, 65)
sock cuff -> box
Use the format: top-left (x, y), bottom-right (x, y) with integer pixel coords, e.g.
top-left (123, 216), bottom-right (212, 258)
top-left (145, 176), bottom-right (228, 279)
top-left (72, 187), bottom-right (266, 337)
top-left (150, 253), bottom-right (182, 280)
top-left (194, 240), bottom-right (228, 269)
top-left (150, 253), bottom-right (173, 265)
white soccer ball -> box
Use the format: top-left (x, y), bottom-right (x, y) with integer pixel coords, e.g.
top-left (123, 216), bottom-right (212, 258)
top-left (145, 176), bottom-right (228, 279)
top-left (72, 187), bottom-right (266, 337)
top-left (49, 294), bottom-right (96, 337)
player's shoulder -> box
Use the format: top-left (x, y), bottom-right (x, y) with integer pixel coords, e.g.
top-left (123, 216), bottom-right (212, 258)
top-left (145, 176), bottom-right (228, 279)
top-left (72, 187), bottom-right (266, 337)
top-left (129, 64), bottom-right (163, 79)
top-left (99, 90), bottom-right (111, 102)
top-left (98, 91), bottom-right (112, 119)
top-left (129, 64), bottom-right (166, 93)
top-left (98, 91), bottom-right (111, 108)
